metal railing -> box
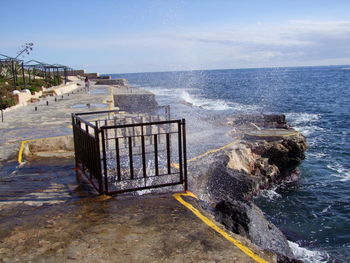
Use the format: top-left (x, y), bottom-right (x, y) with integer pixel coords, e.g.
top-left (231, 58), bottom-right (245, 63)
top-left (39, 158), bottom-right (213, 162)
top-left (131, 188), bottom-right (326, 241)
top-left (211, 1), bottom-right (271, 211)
top-left (72, 113), bottom-right (103, 193)
top-left (72, 110), bottom-right (187, 195)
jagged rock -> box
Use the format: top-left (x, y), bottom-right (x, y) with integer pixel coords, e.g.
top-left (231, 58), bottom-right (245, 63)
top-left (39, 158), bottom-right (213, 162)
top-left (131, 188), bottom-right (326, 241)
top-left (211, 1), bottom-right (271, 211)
top-left (214, 200), bottom-right (294, 258)
top-left (277, 255), bottom-right (304, 263)
top-left (245, 202), bottom-right (294, 258)
top-left (215, 200), bottom-right (250, 238)
top-left (188, 152), bottom-right (257, 203)
top-left (247, 131), bottom-right (307, 178)
top-left (189, 151), bottom-right (294, 258)
top-left (189, 130), bottom-right (307, 201)
top-left (188, 114), bottom-right (308, 260)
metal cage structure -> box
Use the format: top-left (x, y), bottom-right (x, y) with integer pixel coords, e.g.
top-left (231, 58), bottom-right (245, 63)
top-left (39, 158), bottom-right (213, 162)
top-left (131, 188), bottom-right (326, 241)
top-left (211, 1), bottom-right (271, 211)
top-left (72, 110), bottom-right (188, 195)
top-left (0, 54), bottom-right (25, 88)
top-left (24, 60), bottom-right (74, 85)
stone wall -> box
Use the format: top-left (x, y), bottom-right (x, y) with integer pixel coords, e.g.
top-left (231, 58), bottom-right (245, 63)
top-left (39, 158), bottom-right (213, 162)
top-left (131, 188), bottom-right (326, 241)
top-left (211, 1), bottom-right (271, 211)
top-left (114, 92), bottom-right (158, 112)
top-left (23, 135), bottom-right (74, 159)
top-left (11, 82), bottom-right (79, 106)
top-left (84, 73), bottom-right (99, 78)
top-left (52, 83), bottom-right (79, 96)
top-left (67, 69), bottom-right (86, 76)
top-left (13, 90), bottom-right (43, 105)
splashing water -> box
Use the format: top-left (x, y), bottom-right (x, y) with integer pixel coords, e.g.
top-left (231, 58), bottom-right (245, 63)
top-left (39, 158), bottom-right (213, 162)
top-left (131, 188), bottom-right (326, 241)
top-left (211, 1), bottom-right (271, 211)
top-left (109, 65), bottom-right (350, 262)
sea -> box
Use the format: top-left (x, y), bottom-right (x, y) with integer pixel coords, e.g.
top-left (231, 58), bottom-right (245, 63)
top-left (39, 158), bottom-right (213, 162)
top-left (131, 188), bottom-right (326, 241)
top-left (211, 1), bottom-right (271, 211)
top-left (110, 66), bottom-right (350, 263)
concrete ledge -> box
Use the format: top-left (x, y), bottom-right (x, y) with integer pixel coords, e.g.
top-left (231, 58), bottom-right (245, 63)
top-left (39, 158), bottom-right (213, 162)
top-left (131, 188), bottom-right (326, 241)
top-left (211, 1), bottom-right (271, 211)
top-left (114, 88), bottom-right (158, 112)
top-left (22, 135), bottom-right (74, 160)
top-left (52, 83), bottom-right (79, 96)
top-left (95, 79), bottom-right (129, 85)
top-left (5, 83), bottom-right (79, 112)
top-left (84, 73), bottom-right (99, 78)
top-left (13, 90), bottom-right (43, 105)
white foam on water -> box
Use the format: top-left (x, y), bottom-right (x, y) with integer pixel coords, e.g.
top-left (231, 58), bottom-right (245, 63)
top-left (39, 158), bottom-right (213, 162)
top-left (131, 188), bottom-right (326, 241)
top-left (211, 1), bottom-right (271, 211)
top-left (142, 86), bottom-right (261, 112)
top-left (142, 86), bottom-right (201, 98)
top-left (259, 188), bottom-right (281, 200)
top-left (179, 90), bottom-right (231, 110)
top-left (179, 90), bottom-right (261, 112)
top-left (307, 152), bottom-right (328, 160)
top-left (286, 112), bottom-right (321, 125)
top-left (286, 112), bottom-right (323, 137)
top-left (296, 125), bottom-right (324, 137)
top-left (288, 241), bottom-right (329, 263)
top-left (327, 162), bottom-right (350, 181)
top-left (142, 86), bottom-right (193, 97)
top-left (321, 204), bottom-right (332, 213)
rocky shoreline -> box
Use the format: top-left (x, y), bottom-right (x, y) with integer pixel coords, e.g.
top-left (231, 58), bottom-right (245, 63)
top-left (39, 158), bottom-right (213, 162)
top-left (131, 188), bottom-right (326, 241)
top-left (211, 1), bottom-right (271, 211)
top-left (187, 114), bottom-right (307, 262)
top-left (0, 79), bottom-right (308, 262)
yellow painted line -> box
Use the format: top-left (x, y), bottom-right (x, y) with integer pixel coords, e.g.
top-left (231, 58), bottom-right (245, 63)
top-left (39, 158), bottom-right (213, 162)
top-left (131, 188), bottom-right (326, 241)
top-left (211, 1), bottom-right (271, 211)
top-left (187, 140), bottom-right (239, 163)
top-left (173, 192), bottom-right (270, 263)
top-left (18, 140), bottom-right (29, 163)
top-left (171, 140), bottom-right (239, 170)
top-left (245, 130), bottom-right (299, 137)
top-left (17, 135), bottom-right (70, 164)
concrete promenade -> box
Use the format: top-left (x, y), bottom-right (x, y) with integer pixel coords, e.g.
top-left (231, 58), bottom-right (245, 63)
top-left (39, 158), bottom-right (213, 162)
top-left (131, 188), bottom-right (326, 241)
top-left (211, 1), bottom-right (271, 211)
top-left (0, 81), bottom-right (276, 262)
top-left (0, 159), bottom-right (273, 263)
top-left (0, 80), bottom-right (112, 164)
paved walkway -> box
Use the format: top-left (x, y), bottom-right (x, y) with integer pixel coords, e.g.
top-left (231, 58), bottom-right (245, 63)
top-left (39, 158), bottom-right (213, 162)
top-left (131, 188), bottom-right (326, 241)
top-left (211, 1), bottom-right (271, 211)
top-left (0, 82), bottom-right (275, 262)
top-left (0, 81), bottom-right (112, 164)
top-left (0, 159), bottom-right (273, 263)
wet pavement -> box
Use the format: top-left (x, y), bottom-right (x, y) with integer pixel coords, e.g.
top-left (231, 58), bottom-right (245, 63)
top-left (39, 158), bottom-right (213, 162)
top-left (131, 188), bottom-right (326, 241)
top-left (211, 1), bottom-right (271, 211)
top-left (0, 82), bottom-right (275, 262)
top-left (0, 162), bottom-right (271, 262)
top-left (0, 158), bottom-right (275, 262)
top-left (0, 81), bottom-right (111, 164)
top-left (0, 158), bottom-right (93, 210)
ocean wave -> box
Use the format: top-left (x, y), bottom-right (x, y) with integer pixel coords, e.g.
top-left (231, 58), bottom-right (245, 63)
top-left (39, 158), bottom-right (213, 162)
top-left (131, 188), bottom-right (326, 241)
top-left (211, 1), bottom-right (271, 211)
top-left (259, 189), bottom-right (281, 200)
top-left (327, 162), bottom-right (350, 181)
top-left (286, 113), bottom-right (322, 136)
top-left (142, 86), bottom-right (261, 112)
top-left (179, 90), bottom-right (231, 110)
top-left (140, 86), bottom-right (178, 97)
top-left (288, 241), bottom-right (329, 263)
top-left (179, 90), bottom-right (260, 112)
top-left (295, 125), bottom-right (324, 137)
top-left (143, 87), bottom-right (201, 99)
top-left (286, 112), bottom-right (321, 125)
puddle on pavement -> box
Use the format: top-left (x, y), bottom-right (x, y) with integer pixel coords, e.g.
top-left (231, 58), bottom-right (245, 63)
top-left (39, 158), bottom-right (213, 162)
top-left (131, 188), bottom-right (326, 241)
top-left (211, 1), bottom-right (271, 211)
top-left (0, 161), bottom-right (18, 178)
top-left (89, 88), bottom-right (108, 95)
top-left (0, 158), bottom-right (97, 210)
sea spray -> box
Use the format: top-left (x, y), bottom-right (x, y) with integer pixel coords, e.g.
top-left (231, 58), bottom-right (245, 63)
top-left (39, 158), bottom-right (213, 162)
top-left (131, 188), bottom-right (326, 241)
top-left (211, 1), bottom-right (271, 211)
top-left (288, 241), bottom-right (329, 263)
top-left (110, 65), bottom-right (350, 261)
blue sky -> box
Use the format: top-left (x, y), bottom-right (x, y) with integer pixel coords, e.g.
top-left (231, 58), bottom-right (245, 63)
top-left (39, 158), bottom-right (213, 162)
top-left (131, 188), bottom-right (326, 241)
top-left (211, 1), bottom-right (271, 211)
top-left (1, 0), bottom-right (350, 73)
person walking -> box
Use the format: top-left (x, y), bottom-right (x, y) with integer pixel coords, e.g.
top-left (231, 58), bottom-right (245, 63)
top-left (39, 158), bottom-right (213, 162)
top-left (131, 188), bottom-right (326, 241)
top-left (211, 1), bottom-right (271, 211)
top-left (85, 76), bottom-right (90, 91)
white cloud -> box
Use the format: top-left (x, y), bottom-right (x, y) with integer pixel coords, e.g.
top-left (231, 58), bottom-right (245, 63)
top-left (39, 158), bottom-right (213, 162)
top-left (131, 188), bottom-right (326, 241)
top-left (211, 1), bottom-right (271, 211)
top-left (1, 20), bottom-right (349, 72)
top-left (162, 20), bottom-right (350, 68)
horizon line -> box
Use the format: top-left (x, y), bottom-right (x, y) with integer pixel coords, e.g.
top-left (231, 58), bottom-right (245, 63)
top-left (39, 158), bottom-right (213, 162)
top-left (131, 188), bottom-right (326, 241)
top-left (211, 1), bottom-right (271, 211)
top-left (101, 64), bottom-right (350, 75)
